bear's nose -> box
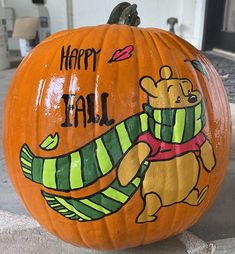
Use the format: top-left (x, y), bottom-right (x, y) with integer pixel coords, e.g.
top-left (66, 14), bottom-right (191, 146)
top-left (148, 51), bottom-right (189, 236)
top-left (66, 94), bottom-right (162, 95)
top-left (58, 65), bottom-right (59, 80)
top-left (188, 94), bottom-right (197, 103)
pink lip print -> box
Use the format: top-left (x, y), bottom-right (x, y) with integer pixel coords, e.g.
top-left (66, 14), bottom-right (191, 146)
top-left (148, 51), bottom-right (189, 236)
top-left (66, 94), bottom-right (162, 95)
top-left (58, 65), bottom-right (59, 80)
top-left (108, 45), bottom-right (134, 63)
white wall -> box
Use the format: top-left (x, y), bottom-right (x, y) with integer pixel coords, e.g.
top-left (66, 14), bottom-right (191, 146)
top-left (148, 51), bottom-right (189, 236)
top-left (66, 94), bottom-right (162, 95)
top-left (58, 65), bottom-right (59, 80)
top-left (45, 0), bottom-right (67, 33)
top-left (73, 0), bottom-right (181, 30)
top-left (3, 0), bottom-right (206, 50)
top-left (72, 0), bottom-right (206, 49)
top-left (179, 0), bottom-right (206, 49)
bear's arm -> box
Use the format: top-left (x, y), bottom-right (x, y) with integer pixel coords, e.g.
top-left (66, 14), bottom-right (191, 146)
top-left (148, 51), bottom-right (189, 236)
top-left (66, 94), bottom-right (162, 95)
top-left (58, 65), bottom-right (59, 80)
top-left (199, 139), bottom-right (216, 172)
top-left (117, 142), bottom-right (151, 186)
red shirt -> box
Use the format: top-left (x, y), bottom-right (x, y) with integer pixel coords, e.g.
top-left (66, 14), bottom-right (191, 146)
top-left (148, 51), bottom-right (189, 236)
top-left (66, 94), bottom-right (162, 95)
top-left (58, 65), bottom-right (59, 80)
top-left (137, 132), bottom-right (206, 161)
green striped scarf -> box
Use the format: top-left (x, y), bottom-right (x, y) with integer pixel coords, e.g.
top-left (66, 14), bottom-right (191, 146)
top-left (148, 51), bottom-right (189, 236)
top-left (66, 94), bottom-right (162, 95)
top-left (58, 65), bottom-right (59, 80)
top-left (20, 100), bottom-right (206, 221)
top-left (20, 113), bottom-right (148, 191)
top-left (145, 100), bottom-right (206, 143)
top-left (42, 161), bottom-right (149, 222)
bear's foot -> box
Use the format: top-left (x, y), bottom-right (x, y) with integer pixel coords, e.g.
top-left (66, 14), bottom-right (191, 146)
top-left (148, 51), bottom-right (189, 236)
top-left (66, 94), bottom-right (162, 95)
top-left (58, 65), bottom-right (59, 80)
top-left (197, 186), bottom-right (209, 205)
top-left (136, 214), bottom-right (157, 223)
top-left (136, 193), bottom-right (162, 223)
top-left (183, 186), bottom-right (209, 206)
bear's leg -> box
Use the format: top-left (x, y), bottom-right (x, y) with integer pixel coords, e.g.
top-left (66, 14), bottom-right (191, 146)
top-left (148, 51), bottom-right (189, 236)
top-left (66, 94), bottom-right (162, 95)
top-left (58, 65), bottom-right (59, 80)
top-left (136, 193), bottom-right (162, 223)
top-left (183, 186), bottom-right (208, 206)
top-left (197, 186), bottom-right (209, 205)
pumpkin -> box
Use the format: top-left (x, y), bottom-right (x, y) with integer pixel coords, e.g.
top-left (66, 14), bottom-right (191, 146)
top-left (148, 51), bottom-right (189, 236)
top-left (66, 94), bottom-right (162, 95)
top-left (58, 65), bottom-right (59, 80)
top-left (2, 3), bottom-right (231, 251)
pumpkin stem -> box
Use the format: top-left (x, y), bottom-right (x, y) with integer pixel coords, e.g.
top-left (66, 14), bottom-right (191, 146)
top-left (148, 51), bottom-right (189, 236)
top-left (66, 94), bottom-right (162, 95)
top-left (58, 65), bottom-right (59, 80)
top-left (107, 2), bottom-right (140, 27)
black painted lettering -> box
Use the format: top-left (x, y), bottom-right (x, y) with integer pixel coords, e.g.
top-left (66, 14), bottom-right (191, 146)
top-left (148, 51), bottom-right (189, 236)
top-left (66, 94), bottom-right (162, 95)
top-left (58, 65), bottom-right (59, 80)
top-left (61, 94), bottom-right (75, 127)
top-left (84, 49), bottom-right (93, 70)
top-left (60, 45), bottom-right (71, 71)
top-left (77, 49), bottom-right (85, 70)
top-left (60, 46), bottom-right (101, 72)
top-left (69, 48), bottom-right (78, 69)
top-left (93, 48), bottom-right (101, 72)
top-left (61, 91), bottom-right (115, 128)
top-left (99, 93), bottom-right (115, 126)
top-left (86, 93), bottom-right (100, 124)
top-left (74, 96), bottom-right (87, 128)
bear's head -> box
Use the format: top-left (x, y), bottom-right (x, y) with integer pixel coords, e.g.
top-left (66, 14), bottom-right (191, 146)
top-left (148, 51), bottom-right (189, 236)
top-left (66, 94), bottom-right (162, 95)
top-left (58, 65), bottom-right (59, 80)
top-left (140, 66), bottom-right (202, 109)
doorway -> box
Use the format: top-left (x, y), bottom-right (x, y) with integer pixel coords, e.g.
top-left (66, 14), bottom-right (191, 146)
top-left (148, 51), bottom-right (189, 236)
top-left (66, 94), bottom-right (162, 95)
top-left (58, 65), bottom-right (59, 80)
top-left (203, 0), bottom-right (235, 53)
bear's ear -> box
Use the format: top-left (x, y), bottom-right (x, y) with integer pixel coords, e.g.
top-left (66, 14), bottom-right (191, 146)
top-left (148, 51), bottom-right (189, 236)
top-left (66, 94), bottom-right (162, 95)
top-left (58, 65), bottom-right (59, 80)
top-left (139, 76), bottom-right (158, 97)
top-left (160, 66), bottom-right (172, 80)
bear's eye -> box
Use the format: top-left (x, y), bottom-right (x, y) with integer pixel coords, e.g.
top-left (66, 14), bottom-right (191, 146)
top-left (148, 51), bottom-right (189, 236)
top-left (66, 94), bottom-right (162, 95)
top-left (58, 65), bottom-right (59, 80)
top-left (176, 96), bottom-right (181, 103)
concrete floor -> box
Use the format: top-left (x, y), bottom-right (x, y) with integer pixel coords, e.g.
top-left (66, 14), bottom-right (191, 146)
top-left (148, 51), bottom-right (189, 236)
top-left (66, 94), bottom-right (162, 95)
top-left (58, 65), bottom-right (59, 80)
top-left (0, 61), bottom-right (235, 253)
top-left (205, 52), bottom-right (235, 104)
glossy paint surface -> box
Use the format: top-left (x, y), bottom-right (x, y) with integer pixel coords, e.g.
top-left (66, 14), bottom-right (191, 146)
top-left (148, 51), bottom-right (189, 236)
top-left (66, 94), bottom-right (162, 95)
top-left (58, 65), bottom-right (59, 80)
top-left (2, 25), bottom-right (231, 250)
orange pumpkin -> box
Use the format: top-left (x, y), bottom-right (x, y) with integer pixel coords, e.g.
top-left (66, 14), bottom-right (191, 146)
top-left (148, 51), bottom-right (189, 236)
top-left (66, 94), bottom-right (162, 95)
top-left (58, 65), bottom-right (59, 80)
top-left (2, 21), bottom-right (231, 250)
